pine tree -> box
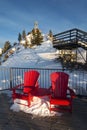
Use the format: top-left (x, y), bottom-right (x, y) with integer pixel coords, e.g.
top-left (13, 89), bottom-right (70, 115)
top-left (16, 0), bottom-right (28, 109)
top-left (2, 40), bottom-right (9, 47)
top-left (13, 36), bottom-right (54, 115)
top-left (3, 41), bottom-right (11, 53)
top-left (22, 30), bottom-right (26, 40)
top-left (48, 30), bottom-right (53, 37)
top-left (31, 28), bottom-right (43, 45)
top-left (18, 33), bottom-right (22, 42)
top-left (48, 30), bottom-right (53, 42)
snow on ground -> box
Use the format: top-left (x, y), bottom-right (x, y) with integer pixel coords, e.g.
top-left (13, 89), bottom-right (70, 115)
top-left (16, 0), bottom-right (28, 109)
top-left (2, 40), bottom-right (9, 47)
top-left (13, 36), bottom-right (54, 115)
top-left (10, 96), bottom-right (62, 117)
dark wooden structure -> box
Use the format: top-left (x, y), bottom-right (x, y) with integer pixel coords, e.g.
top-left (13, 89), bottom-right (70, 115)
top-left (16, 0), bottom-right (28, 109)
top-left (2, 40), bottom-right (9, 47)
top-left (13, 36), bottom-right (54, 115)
top-left (53, 28), bottom-right (87, 63)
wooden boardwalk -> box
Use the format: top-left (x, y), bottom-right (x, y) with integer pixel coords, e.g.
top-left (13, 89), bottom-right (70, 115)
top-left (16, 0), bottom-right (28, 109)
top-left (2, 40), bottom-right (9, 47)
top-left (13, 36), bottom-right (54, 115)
top-left (0, 93), bottom-right (87, 130)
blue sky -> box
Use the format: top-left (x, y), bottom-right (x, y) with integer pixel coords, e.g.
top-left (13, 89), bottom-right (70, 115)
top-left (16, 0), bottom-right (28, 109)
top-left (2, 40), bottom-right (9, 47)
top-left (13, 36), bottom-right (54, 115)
top-left (0, 0), bottom-right (87, 48)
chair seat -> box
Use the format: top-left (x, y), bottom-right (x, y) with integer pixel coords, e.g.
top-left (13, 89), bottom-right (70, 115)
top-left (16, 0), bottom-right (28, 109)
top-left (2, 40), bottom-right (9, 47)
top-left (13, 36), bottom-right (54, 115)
top-left (50, 98), bottom-right (71, 106)
top-left (31, 88), bottom-right (51, 97)
top-left (23, 86), bottom-right (35, 93)
top-left (13, 93), bottom-right (29, 100)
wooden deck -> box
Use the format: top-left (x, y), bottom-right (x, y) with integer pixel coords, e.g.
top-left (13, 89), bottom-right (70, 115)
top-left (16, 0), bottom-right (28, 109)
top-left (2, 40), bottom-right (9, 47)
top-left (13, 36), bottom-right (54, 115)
top-left (0, 93), bottom-right (87, 130)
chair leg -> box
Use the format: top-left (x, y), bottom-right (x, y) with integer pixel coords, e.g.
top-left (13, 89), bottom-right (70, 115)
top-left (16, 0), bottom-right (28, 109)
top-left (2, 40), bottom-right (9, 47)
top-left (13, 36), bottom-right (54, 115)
top-left (28, 94), bottom-right (31, 106)
top-left (28, 93), bottom-right (33, 106)
top-left (28, 101), bottom-right (30, 106)
top-left (50, 103), bottom-right (51, 114)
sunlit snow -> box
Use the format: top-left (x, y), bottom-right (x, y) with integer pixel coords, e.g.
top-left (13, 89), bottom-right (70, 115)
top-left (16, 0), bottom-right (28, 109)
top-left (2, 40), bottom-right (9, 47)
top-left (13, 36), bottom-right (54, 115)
top-left (1, 40), bottom-right (61, 68)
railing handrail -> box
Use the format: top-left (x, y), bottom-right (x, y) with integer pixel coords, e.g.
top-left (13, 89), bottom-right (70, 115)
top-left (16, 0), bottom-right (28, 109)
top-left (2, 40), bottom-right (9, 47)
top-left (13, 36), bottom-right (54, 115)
top-left (53, 28), bottom-right (87, 48)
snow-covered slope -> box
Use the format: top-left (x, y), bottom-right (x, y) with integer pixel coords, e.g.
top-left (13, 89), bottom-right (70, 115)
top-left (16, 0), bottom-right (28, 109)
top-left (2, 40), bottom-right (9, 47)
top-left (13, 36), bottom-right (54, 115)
top-left (1, 38), bottom-right (86, 68)
top-left (1, 40), bottom-right (62, 68)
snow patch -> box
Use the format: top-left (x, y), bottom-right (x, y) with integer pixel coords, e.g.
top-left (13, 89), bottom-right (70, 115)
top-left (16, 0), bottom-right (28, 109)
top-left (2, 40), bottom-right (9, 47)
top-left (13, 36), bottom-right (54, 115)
top-left (10, 96), bottom-right (63, 117)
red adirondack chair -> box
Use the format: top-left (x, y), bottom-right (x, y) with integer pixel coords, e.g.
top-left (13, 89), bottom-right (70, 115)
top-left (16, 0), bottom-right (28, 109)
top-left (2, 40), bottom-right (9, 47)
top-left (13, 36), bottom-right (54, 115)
top-left (50, 72), bottom-right (76, 113)
top-left (11, 70), bottom-right (40, 106)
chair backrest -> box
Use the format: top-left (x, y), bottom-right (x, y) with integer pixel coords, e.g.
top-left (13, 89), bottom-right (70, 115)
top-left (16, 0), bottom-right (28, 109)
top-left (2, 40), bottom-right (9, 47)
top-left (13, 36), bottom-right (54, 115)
top-left (50, 72), bottom-right (69, 98)
top-left (23, 70), bottom-right (40, 93)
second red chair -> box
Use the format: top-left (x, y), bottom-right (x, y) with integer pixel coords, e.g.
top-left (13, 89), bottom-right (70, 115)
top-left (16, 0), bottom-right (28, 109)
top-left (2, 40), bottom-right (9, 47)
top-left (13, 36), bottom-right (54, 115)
top-left (49, 72), bottom-right (76, 113)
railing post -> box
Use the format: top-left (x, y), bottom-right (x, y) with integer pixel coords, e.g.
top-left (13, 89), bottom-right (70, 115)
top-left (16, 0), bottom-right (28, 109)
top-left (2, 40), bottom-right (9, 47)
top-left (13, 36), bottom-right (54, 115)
top-left (10, 68), bottom-right (13, 89)
top-left (86, 50), bottom-right (87, 64)
top-left (70, 30), bottom-right (71, 41)
top-left (62, 66), bottom-right (65, 72)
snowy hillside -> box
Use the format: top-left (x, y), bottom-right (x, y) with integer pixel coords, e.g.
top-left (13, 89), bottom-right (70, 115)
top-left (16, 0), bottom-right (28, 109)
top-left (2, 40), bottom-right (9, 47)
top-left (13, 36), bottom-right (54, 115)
top-left (1, 40), bottom-right (62, 68)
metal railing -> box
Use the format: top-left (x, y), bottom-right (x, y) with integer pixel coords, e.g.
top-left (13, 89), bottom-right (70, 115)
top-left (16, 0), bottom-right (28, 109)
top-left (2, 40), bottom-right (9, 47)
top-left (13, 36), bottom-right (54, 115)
top-left (53, 28), bottom-right (87, 50)
top-left (0, 67), bottom-right (87, 96)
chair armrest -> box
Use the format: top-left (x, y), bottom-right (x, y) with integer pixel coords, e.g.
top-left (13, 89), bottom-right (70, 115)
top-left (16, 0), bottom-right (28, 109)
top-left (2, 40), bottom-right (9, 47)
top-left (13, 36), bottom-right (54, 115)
top-left (11, 83), bottom-right (24, 94)
top-left (48, 86), bottom-right (53, 92)
top-left (48, 86), bottom-right (55, 98)
top-left (67, 87), bottom-right (76, 98)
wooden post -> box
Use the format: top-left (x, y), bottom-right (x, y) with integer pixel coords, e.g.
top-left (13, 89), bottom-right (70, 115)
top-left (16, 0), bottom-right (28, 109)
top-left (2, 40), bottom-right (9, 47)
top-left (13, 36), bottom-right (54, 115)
top-left (76, 49), bottom-right (77, 63)
top-left (86, 50), bottom-right (87, 64)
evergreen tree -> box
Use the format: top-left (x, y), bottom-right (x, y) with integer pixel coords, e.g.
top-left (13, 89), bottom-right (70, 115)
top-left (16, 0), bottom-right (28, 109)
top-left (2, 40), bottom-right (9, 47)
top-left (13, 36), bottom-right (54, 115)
top-left (47, 30), bottom-right (53, 42)
top-left (31, 28), bottom-right (43, 45)
top-left (48, 30), bottom-right (53, 38)
top-left (18, 33), bottom-right (22, 42)
top-left (0, 53), bottom-right (2, 57)
top-left (22, 30), bottom-right (26, 40)
top-left (3, 41), bottom-right (11, 53)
